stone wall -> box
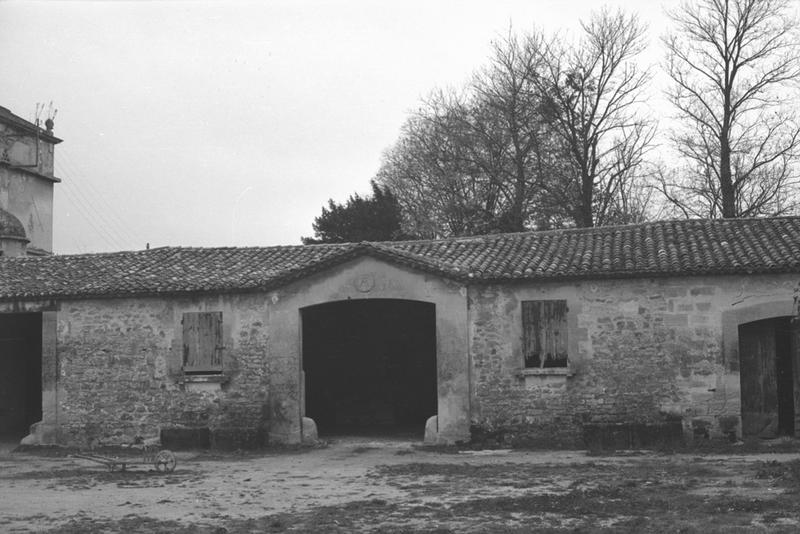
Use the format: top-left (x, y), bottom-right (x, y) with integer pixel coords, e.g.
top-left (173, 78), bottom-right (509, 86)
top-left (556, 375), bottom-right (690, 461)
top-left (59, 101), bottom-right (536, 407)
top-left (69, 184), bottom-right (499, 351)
top-left (15, 266), bottom-right (800, 449)
top-left (54, 294), bottom-right (270, 447)
top-left (468, 273), bottom-right (800, 448)
top-left (24, 256), bottom-right (470, 448)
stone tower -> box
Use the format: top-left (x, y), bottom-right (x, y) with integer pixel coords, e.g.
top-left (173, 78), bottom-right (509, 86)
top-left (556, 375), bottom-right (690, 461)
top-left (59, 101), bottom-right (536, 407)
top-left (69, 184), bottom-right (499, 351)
top-left (0, 105), bottom-right (62, 256)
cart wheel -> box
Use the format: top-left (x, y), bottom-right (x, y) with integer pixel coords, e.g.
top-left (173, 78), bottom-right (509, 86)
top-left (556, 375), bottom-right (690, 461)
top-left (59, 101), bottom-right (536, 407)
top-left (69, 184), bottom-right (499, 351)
top-left (154, 450), bottom-right (176, 473)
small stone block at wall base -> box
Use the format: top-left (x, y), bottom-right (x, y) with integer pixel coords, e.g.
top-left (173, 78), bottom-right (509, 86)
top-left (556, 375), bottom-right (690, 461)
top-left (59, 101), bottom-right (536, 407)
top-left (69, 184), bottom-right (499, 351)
top-left (302, 417), bottom-right (318, 444)
top-left (160, 427), bottom-right (212, 450)
top-left (210, 427), bottom-right (267, 450)
top-left (424, 415), bottom-right (438, 445)
top-left (583, 421), bottom-right (684, 452)
top-left (160, 427), bottom-right (267, 450)
top-left (20, 421), bottom-right (60, 446)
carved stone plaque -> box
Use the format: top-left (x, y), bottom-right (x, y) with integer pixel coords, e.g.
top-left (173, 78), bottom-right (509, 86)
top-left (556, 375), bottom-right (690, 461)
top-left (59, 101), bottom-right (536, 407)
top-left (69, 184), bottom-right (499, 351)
top-left (354, 273), bottom-right (375, 293)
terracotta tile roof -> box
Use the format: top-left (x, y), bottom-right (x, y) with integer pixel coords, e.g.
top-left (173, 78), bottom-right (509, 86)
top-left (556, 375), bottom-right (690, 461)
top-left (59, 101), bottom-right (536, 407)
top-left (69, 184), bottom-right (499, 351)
top-left (2, 217), bottom-right (800, 300)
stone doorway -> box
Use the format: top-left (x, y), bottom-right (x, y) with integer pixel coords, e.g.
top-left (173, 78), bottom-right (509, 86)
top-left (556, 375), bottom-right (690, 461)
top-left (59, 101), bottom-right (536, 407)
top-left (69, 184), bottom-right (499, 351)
top-left (738, 317), bottom-right (798, 438)
top-left (301, 299), bottom-right (437, 438)
top-left (0, 313), bottom-right (42, 441)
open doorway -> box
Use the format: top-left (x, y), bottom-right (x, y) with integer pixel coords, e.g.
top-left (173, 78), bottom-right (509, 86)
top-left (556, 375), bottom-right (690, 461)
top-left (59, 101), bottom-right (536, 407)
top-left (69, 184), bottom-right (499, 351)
top-left (739, 317), bottom-right (797, 438)
top-left (302, 299), bottom-right (436, 438)
top-left (0, 313), bottom-right (42, 441)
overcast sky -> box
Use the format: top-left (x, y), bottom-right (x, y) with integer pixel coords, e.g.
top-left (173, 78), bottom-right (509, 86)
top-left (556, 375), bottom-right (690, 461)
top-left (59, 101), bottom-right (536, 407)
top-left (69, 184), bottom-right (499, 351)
top-left (0, 0), bottom-right (676, 254)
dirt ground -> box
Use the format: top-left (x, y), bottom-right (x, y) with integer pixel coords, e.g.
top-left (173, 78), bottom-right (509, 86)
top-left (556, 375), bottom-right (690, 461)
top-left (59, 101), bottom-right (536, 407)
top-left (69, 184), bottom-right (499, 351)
top-left (1, 437), bottom-right (799, 533)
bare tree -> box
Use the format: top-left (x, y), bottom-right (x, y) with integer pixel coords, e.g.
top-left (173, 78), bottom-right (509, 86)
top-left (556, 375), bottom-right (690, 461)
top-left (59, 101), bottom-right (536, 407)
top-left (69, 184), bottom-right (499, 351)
top-left (466, 32), bottom-right (568, 232)
top-left (377, 32), bottom-right (567, 238)
top-left (378, 11), bottom-right (654, 235)
top-left (534, 8), bottom-right (655, 227)
top-left (663, 0), bottom-right (800, 219)
top-left (377, 102), bottom-right (494, 238)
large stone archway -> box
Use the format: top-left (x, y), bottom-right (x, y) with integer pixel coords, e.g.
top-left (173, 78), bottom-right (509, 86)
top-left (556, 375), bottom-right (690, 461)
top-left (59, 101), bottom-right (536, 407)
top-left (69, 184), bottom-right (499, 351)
top-left (266, 256), bottom-right (470, 444)
top-left (302, 298), bottom-right (436, 437)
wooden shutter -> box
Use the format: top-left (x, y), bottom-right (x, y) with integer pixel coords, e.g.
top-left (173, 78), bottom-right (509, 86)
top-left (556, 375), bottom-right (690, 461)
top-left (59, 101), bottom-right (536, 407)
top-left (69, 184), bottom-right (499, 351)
top-left (182, 312), bottom-right (223, 373)
top-left (522, 300), bottom-right (568, 368)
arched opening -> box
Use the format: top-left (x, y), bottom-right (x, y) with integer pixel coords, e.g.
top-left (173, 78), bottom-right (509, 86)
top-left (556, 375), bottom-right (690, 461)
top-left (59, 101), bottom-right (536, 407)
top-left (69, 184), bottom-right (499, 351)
top-left (302, 299), bottom-right (436, 438)
top-left (738, 316), bottom-right (798, 438)
top-left (0, 312), bottom-right (42, 442)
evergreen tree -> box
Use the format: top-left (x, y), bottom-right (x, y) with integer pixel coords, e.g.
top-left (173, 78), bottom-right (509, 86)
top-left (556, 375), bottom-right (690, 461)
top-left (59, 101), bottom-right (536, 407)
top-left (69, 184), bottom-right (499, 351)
top-left (302, 181), bottom-right (412, 244)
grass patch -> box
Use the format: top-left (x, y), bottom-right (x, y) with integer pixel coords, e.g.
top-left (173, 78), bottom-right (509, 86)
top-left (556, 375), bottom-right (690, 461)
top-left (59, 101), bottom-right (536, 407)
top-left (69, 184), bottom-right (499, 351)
top-left (755, 459), bottom-right (800, 487)
top-left (6, 466), bottom-right (202, 490)
top-left (17, 445), bottom-right (800, 533)
top-left (45, 487), bottom-right (798, 533)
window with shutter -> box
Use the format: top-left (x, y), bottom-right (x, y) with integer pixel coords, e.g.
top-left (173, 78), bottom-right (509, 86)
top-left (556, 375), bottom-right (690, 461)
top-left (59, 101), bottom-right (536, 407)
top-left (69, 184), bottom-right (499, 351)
top-left (522, 300), bottom-right (568, 368)
top-left (182, 311), bottom-right (223, 374)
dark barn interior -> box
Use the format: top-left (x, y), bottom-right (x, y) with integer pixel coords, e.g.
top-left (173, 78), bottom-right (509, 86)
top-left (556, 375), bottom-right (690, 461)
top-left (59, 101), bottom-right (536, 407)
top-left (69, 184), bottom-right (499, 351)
top-left (0, 312), bottom-right (42, 439)
top-left (302, 299), bottom-right (436, 437)
top-left (739, 317), bottom-right (797, 438)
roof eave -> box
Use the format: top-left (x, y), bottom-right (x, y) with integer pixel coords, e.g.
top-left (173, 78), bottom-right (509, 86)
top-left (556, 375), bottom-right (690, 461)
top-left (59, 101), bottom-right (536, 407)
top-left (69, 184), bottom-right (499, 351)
top-left (4, 266), bottom-right (800, 303)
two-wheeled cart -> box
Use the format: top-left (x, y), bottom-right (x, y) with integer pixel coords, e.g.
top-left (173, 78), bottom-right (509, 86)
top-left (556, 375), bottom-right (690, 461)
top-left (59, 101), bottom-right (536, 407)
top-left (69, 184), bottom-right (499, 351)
top-left (72, 441), bottom-right (176, 473)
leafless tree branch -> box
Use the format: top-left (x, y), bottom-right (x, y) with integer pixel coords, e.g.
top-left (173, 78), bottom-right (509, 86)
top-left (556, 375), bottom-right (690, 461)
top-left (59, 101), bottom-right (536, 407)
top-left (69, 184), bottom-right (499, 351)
top-left (662, 0), bottom-right (800, 218)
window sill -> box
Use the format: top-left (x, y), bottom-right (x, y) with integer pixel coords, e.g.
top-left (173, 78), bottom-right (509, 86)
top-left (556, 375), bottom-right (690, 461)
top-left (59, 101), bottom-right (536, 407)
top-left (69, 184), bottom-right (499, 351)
top-left (518, 368), bottom-right (574, 377)
top-left (181, 374), bottom-right (227, 383)
top-left (179, 373), bottom-right (228, 392)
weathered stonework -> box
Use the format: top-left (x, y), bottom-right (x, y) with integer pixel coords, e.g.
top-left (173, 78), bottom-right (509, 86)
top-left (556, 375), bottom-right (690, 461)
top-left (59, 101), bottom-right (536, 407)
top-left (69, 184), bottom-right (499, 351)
top-left (25, 256), bottom-right (470, 447)
top-left (9, 259), bottom-right (799, 449)
top-left (468, 274), bottom-right (800, 447)
top-left (52, 294), bottom-right (270, 447)
top-left (0, 109), bottom-right (59, 254)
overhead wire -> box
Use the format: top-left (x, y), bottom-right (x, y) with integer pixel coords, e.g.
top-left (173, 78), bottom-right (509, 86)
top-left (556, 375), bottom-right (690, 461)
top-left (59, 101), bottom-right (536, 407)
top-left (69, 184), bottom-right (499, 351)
top-left (56, 181), bottom-right (122, 251)
top-left (57, 172), bottom-right (129, 250)
top-left (58, 148), bottom-right (144, 246)
top-left (57, 148), bottom-right (144, 249)
top-left (55, 160), bottom-right (127, 251)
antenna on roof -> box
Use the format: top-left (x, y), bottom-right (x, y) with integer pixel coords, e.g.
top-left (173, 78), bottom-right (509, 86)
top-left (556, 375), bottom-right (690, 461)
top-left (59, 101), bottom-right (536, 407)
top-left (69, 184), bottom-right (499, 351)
top-left (35, 102), bottom-right (57, 133)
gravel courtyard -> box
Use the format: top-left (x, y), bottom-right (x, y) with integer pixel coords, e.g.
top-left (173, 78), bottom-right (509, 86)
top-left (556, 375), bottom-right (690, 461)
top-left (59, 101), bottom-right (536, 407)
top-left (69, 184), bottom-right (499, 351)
top-left (1, 438), bottom-right (799, 533)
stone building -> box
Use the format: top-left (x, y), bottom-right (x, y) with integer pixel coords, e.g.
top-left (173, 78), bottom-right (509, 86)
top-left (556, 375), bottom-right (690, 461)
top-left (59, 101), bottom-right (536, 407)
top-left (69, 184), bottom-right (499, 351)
top-left (1, 217), bottom-right (799, 448)
top-left (0, 105), bottom-right (60, 440)
top-left (0, 105), bottom-right (61, 257)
